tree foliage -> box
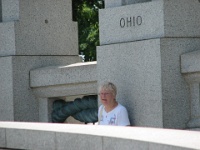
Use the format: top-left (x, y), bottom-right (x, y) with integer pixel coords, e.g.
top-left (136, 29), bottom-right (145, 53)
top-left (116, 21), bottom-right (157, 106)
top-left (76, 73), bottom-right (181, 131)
top-left (73, 0), bottom-right (104, 61)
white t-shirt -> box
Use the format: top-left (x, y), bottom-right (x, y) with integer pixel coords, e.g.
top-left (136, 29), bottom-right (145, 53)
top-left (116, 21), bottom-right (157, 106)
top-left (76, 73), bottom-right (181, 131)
top-left (98, 103), bottom-right (130, 126)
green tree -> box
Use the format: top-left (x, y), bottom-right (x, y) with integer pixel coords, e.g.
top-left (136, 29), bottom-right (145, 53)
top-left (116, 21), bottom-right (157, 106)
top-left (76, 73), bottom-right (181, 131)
top-left (73, 0), bottom-right (104, 61)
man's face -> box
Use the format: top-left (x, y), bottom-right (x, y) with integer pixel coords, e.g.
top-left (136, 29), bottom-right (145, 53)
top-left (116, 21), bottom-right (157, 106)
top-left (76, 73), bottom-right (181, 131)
top-left (99, 89), bottom-right (115, 107)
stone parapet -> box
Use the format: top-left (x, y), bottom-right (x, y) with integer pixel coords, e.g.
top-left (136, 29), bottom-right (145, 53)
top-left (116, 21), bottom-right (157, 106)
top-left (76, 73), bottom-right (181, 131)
top-left (0, 122), bottom-right (200, 150)
top-left (99, 0), bottom-right (200, 45)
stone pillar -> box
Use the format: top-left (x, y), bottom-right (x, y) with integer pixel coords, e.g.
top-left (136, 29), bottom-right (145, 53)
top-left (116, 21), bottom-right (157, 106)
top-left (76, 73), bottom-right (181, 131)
top-left (98, 0), bottom-right (200, 129)
top-left (0, 0), bottom-right (80, 121)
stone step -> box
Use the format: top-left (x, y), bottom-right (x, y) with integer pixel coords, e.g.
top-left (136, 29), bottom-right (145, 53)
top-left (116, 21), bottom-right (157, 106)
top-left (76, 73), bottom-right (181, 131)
top-left (99, 0), bottom-right (200, 45)
top-left (0, 0), bottom-right (19, 22)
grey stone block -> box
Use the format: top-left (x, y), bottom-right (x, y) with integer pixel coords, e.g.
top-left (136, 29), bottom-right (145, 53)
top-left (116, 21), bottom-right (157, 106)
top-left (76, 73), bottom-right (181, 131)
top-left (0, 128), bottom-right (6, 147)
top-left (56, 133), bottom-right (102, 150)
top-left (103, 137), bottom-right (149, 150)
top-left (6, 128), bottom-right (55, 150)
top-left (181, 50), bottom-right (200, 73)
top-left (104, 0), bottom-right (151, 8)
top-left (99, 0), bottom-right (200, 45)
top-left (32, 81), bottom-right (97, 98)
top-left (0, 56), bottom-right (80, 121)
top-left (14, 0), bottom-right (78, 55)
top-left (97, 38), bottom-right (200, 129)
top-left (0, 22), bottom-right (15, 56)
top-left (0, 57), bottom-right (14, 121)
top-left (149, 143), bottom-right (192, 150)
top-left (0, 0), bottom-right (19, 22)
top-left (30, 62), bottom-right (97, 87)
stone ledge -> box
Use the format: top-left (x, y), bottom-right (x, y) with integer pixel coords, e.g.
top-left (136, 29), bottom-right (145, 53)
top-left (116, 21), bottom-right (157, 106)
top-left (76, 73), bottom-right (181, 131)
top-left (30, 61), bottom-right (97, 87)
top-left (181, 50), bottom-right (200, 74)
top-left (0, 122), bottom-right (200, 150)
top-left (30, 62), bottom-right (97, 97)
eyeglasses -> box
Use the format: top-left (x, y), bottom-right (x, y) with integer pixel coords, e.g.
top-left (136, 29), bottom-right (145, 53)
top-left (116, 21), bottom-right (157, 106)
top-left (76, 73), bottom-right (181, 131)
top-left (98, 92), bottom-right (111, 96)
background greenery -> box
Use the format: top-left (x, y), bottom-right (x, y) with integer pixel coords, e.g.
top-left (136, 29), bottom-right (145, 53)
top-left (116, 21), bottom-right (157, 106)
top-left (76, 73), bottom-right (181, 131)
top-left (73, 0), bottom-right (104, 61)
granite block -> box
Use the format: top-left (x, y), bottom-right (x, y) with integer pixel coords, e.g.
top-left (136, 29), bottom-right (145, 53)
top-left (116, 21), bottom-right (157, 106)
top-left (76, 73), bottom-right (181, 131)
top-left (181, 50), bottom-right (200, 74)
top-left (0, 0), bottom-right (19, 22)
top-left (0, 56), bottom-right (80, 121)
top-left (97, 39), bottom-right (163, 127)
top-left (99, 0), bottom-right (200, 45)
top-left (104, 0), bottom-right (151, 8)
top-left (6, 128), bottom-right (55, 150)
top-left (97, 38), bottom-right (200, 129)
top-left (103, 137), bottom-right (149, 150)
top-left (32, 81), bottom-right (97, 98)
top-left (0, 57), bottom-right (14, 121)
top-left (38, 98), bottom-right (52, 122)
top-left (14, 0), bottom-right (78, 55)
top-left (56, 133), bottom-right (102, 150)
top-left (0, 22), bottom-right (15, 56)
top-left (149, 143), bottom-right (193, 150)
top-left (0, 128), bottom-right (6, 147)
top-left (30, 61), bottom-right (97, 87)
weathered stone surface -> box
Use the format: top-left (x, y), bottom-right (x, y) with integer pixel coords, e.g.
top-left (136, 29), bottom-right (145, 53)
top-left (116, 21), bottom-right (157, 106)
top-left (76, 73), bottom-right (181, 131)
top-left (0, 56), bottom-right (80, 121)
top-left (104, 0), bottom-right (151, 8)
top-left (99, 0), bottom-right (200, 45)
top-left (181, 50), bottom-right (200, 74)
top-left (0, 22), bottom-right (15, 56)
top-left (30, 62), bottom-right (97, 87)
top-left (0, 128), bottom-right (6, 148)
top-left (0, 122), bottom-right (200, 150)
top-left (97, 38), bottom-right (200, 129)
top-left (0, 0), bottom-right (19, 22)
top-left (14, 0), bottom-right (78, 55)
